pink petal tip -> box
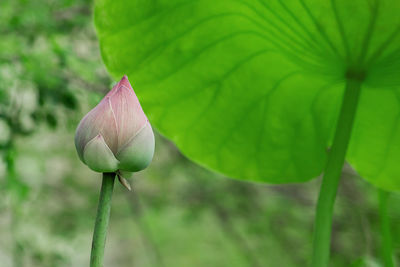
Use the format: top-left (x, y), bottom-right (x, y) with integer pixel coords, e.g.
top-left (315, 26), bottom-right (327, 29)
top-left (118, 75), bottom-right (132, 89)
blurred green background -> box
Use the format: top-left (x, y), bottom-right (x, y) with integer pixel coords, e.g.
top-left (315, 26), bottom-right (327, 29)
top-left (0, 0), bottom-right (399, 266)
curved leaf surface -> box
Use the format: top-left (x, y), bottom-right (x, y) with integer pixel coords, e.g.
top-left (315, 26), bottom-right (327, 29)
top-left (95, 0), bottom-right (400, 190)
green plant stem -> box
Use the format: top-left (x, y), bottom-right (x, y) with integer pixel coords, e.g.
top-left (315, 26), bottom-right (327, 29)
top-left (5, 139), bottom-right (24, 267)
top-left (378, 189), bottom-right (394, 267)
top-left (310, 78), bottom-right (362, 267)
top-left (90, 172), bottom-right (115, 267)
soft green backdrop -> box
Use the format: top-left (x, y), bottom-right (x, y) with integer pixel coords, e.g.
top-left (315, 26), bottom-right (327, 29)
top-left (0, 0), bottom-right (399, 266)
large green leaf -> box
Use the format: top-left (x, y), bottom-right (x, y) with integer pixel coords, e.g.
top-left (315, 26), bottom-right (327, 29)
top-left (94, 0), bottom-right (400, 190)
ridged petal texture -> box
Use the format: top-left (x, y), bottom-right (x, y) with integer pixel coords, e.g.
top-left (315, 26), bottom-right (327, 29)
top-left (106, 75), bottom-right (148, 148)
top-left (75, 76), bottom-right (155, 173)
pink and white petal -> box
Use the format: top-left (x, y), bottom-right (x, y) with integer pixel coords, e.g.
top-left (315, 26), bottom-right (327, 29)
top-left (116, 122), bottom-right (155, 172)
top-left (108, 76), bottom-right (148, 148)
top-left (83, 134), bottom-right (119, 173)
top-left (75, 98), bottom-right (119, 159)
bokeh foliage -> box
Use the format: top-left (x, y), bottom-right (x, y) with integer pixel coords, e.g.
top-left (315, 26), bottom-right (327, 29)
top-left (0, 0), bottom-right (399, 266)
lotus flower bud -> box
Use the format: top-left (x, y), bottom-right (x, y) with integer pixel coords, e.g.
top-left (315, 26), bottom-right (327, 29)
top-left (74, 75), bottom-right (155, 174)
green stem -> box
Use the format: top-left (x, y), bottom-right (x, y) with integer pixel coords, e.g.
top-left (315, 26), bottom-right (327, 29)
top-left (378, 189), bottom-right (394, 267)
top-left (5, 140), bottom-right (24, 267)
top-left (310, 78), bottom-right (362, 267)
top-left (90, 172), bottom-right (115, 267)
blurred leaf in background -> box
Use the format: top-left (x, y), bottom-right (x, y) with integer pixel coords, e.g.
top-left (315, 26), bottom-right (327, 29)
top-left (0, 0), bottom-right (400, 267)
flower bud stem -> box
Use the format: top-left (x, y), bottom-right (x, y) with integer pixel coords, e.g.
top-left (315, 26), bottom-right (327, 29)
top-left (90, 172), bottom-right (115, 267)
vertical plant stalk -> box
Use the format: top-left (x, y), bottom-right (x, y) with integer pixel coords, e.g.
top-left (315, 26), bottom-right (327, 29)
top-left (5, 139), bottom-right (24, 267)
top-left (90, 172), bottom-right (116, 267)
top-left (378, 189), bottom-right (394, 267)
top-left (311, 78), bottom-right (362, 267)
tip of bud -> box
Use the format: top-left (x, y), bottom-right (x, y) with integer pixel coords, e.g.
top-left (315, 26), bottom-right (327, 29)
top-left (118, 75), bottom-right (131, 89)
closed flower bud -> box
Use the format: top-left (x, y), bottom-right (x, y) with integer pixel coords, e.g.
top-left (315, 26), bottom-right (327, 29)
top-left (74, 75), bottom-right (155, 174)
